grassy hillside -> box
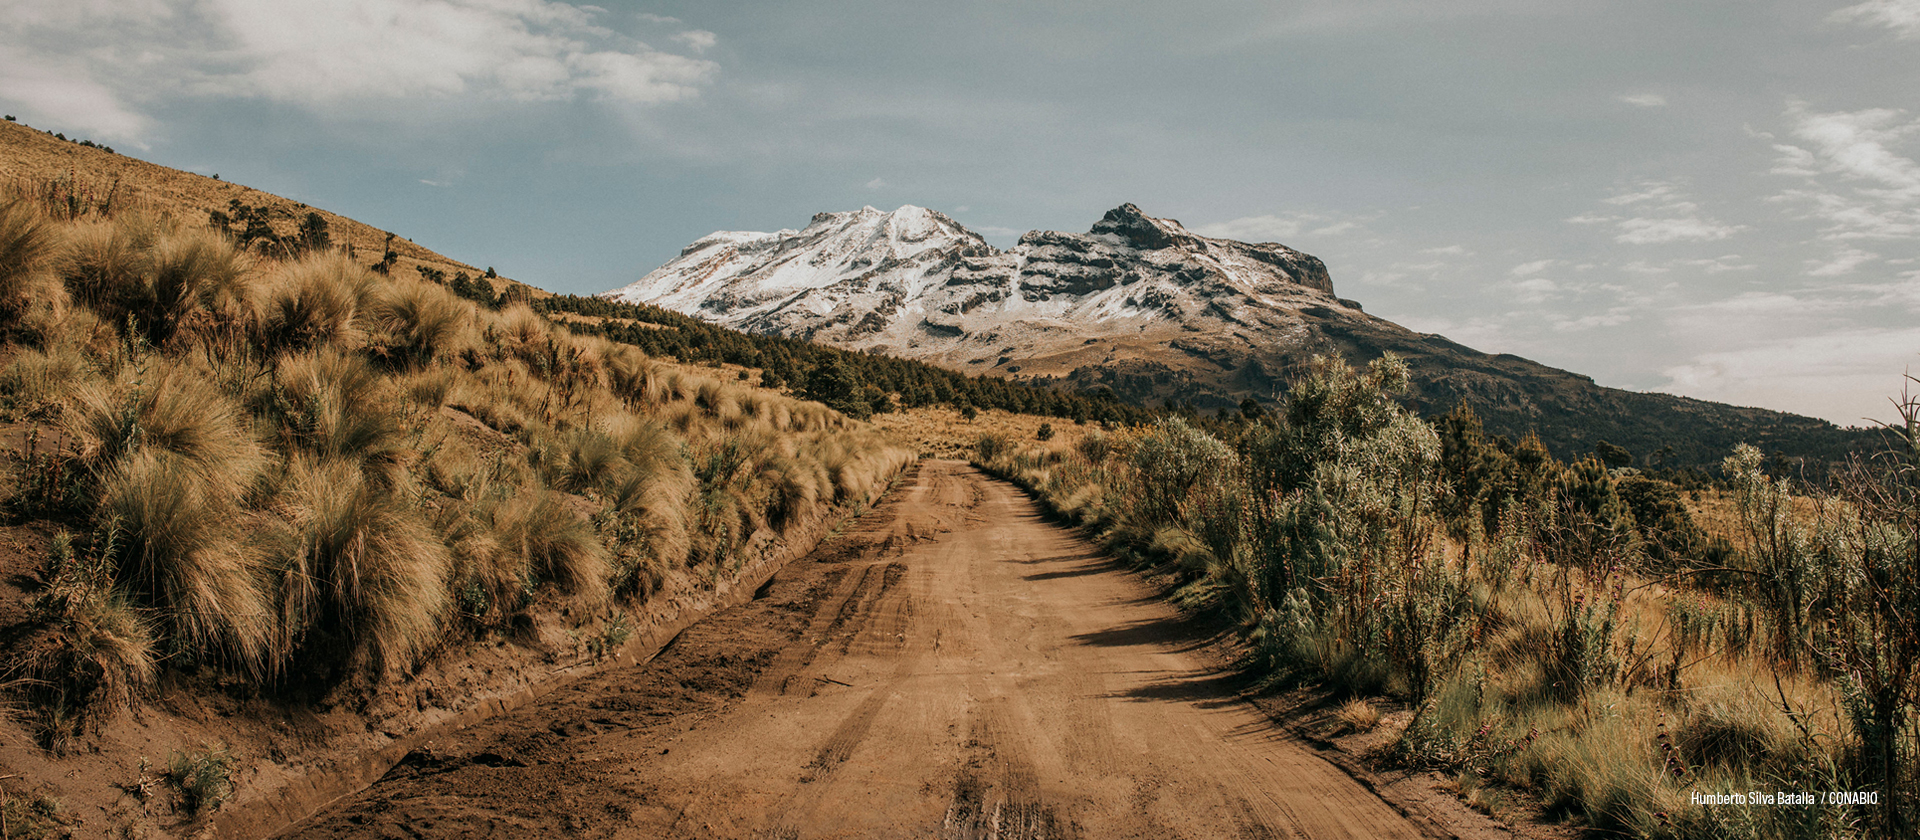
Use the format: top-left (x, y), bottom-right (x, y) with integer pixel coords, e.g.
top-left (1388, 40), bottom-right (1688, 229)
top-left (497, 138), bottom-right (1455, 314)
top-left (0, 190), bottom-right (914, 832)
top-left (0, 118), bottom-right (527, 304)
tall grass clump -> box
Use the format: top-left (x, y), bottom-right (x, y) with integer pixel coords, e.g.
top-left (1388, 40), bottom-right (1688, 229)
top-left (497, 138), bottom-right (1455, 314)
top-left (492, 487), bottom-right (610, 604)
top-left (266, 347), bottom-right (408, 475)
top-left (62, 366), bottom-right (274, 671)
top-left (253, 253), bottom-right (370, 352)
top-left (54, 215), bottom-right (252, 349)
top-left (368, 277), bottom-right (473, 367)
top-left (0, 197), bottom-right (62, 332)
top-left (270, 456), bottom-right (452, 676)
top-left (0, 344), bottom-right (95, 420)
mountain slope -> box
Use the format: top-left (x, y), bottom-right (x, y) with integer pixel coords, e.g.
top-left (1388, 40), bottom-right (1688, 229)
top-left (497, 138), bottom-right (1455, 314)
top-left (0, 117), bottom-right (525, 299)
top-left (607, 204), bottom-right (1878, 467)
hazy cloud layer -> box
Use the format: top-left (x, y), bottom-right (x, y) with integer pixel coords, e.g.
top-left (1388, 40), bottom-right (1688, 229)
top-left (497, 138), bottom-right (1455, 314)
top-left (1570, 180), bottom-right (1747, 244)
top-left (0, 0), bottom-right (718, 139)
top-left (1831, 0), bottom-right (1920, 39)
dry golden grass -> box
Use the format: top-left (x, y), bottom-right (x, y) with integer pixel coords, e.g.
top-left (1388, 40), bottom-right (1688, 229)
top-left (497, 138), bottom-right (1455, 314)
top-left (1684, 486), bottom-right (1823, 553)
top-left (871, 406), bottom-right (1090, 458)
top-left (0, 192), bottom-right (915, 699)
top-left (270, 454), bottom-right (453, 676)
top-left (1334, 698), bottom-right (1381, 733)
top-left (0, 119), bottom-right (537, 300)
top-left (545, 310), bottom-right (670, 331)
top-left (1685, 488), bottom-right (1747, 550)
top-left (0, 194), bottom-right (60, 326)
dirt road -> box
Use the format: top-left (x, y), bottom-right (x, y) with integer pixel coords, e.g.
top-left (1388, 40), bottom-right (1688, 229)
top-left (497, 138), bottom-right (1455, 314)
top-left (283, 461), bottom-right (1430, 839)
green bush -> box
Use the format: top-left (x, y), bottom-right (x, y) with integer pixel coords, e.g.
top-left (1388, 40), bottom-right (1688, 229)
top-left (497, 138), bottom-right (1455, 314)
top-left (166, 743), bottom-right (235, 815)
top-left (975, 433), bottom-right (1011, 463)
top-left (1128, 417), bottom-right (1232, 528)
top-left (7, 530), bottom-right (155, 752)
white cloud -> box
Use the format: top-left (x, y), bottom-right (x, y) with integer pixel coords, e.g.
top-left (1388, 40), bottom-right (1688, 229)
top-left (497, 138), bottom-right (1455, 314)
top-left (1615, 216), bottom-right (1743, 244)
top-left (0, 45), bottom-right (151, 139)
top-left (1830, 0), bottom-right (1920, 39)
top-left (1656, 326), bottom-right (1920, 425)
top-left (1602, 181), bottom-right (1682, 206)
top-left (864, 177), bottom-right (887, 190)
top-left (1194, 214), bottom-right (1301, 241)
top-left (1553, 311), bottom-right (1630, 332)
top-left (1616, 93), bottom-right (1666, 108)
top-left (213, 0), bottom-right (715, 103)
top-left (1509, 258), bottom-right (1557, 276)
top-left (1575, 180), bottom-right (1746, 244)
top-left (1769, 143), bottom-right (1821, 178)
top-left (0, 0), bottom-right (719, 138)
top-left (1309, 220), bottom-right (1359, 236)
top-left (1195, 210), bottom-right (1370, 243)
top-left (673, 30), bottom-right (717, 53)
top-left (1676, 290), bottom-right (1826, 318)
top-left (1786, 106), bottom-right (1920, 198)
top-left (1808, 247), bottom-right (1879, 276)
top-left (1767, 104), bottom-right (1920, 247)
top-left (1353, 256), bottom-right (1452, 292)
top-left (1677, 255), bottom-right (1758, 273)
top-left (1421, 244), bottom-right (1470, 256)
top-left (1512, 277), bottom-right (1559, 303)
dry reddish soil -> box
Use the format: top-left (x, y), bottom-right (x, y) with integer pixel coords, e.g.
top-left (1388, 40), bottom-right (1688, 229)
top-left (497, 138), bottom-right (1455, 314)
top-left (282, 462), bottom-right (1457, 839)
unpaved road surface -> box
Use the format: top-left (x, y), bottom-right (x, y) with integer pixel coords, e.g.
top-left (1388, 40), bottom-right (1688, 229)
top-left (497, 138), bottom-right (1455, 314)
top-left (284, 461), bottom-right (1429, 839)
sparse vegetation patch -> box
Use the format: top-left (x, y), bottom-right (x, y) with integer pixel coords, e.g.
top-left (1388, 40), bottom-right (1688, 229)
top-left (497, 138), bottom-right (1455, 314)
top-left (976, 354), bottom-right (1917, 839)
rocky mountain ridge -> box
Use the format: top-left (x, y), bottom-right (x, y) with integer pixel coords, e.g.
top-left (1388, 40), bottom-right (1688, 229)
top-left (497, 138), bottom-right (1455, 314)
top-left (609, 203), bottom-right (1350, 379)
top-left (607, 204), bottom-right (1876, 467)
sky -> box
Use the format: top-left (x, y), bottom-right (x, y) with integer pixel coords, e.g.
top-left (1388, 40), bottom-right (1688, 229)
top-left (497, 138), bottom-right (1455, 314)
top-left (5, 1), bottom-right (1919, 426)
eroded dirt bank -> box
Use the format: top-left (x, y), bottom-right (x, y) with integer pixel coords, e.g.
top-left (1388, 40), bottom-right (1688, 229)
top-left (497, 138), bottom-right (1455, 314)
top-left (283, 461), bottom-right (1433, 839)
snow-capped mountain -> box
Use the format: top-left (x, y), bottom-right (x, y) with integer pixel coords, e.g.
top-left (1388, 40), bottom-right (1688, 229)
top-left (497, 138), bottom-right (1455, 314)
top-left (611, 205), bottom-right (991, 332)
top-left (602, 203), bottom-right (1872, 468)
top-left (605, 203), bottom-right (1358, 389)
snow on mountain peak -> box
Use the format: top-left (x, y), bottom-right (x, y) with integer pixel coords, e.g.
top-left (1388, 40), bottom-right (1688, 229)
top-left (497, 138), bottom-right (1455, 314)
top-left (603, 202), bottom-right (1340, 366)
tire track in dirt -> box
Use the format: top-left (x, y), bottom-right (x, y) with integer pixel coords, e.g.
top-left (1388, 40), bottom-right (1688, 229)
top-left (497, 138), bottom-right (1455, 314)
top-left (282, 462), bottom-right (1450, 840)
top-left (936, 694), bottom-right (1063, 840)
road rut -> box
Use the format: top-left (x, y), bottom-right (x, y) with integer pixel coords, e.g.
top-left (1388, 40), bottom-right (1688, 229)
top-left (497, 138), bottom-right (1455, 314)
top-left (282, 460), bottom-right (1430, 839)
